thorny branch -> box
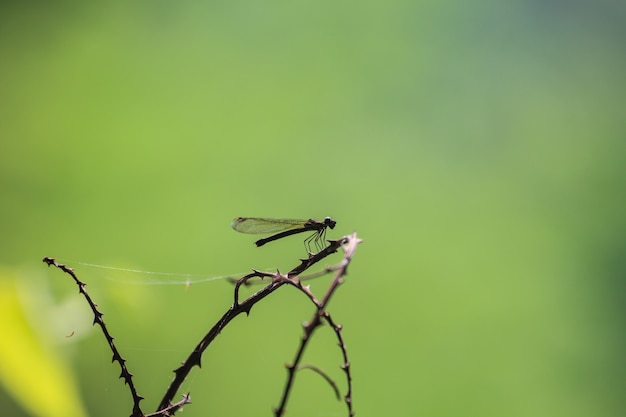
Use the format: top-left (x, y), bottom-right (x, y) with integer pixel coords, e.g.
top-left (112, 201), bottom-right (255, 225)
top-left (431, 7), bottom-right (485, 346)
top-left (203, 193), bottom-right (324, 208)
top-left (274, 232), bottom-right (360, 417)
top-left (42, 257), bottom-right (146, 417)
top-left (157, 234), bottom-right (360, 414)
top-left (43, 231), bottom-right (361, 417)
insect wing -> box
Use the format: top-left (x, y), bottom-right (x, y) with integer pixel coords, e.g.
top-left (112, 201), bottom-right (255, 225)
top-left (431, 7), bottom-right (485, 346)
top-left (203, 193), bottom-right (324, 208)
top-left (231, 217), bottom-right (307, 235)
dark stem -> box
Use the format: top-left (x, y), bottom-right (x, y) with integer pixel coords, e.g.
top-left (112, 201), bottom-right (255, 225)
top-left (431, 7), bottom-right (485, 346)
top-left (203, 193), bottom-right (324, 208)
top-left (274, 232), bottom-right (360, 417)
top-left (43, 231), bottom-right (360, 417)
top-left (324, 312), bottom-right (354, 416)
top-left (156, 271), bottom-right (286, 412)
top-left (155, 237), bottom-right (351, 413)
top-left (42, 257), bottom-right (145, 417)
top-left (296, 364), bottom-right (341, 400)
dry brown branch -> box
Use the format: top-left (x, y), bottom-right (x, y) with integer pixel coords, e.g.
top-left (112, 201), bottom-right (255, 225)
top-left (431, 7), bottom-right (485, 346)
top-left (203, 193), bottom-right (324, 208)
top-left (43, 257), bottom-right (145, 417)
top-left (43, 230), bottom-right (361, 417)
top-left (274, 232), bottom-right (360, 416)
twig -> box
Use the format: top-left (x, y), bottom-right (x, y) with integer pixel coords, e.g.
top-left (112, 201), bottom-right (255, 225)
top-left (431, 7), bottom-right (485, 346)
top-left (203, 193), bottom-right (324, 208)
top-left (288, 238), bottom-right (347, 276)
top-left (274, 232), bottom-right (361, 417)
top-left (296, 364), bottom-right (341, 400)
top-left (324, 312), bottom-right (354, 416)
top-left (145, 394), bottom-right (191, 417)
top-left (298, 264), bottom-right (343, 281)
top-left (43, 232), bottom-right (361, 417)
top-left (226, 263), bottom-right (340, 287)
top-left (42, 257), bottom-right (145, 417)
top-left (155, 236), bottom-right (350, 413)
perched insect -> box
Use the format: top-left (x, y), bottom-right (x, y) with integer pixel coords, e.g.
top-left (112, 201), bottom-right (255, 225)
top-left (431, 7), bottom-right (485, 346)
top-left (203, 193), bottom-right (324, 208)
top-left (231, 217), bottom-right (336, 253)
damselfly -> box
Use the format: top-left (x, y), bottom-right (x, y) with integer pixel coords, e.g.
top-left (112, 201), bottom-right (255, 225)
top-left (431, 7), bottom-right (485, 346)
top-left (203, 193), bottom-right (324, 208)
top-left (231, 217), bottom-right (336, 252)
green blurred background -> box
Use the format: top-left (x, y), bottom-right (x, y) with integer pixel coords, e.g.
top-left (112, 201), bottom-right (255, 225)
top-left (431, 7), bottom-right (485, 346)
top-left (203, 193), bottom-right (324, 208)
top-left (1, 1), bottom-right (624, 416)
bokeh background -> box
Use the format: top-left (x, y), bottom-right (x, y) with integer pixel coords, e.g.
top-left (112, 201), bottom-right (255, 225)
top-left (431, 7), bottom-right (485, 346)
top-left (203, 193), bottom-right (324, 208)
top-left (1, 1), bottom-right (624, 417)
